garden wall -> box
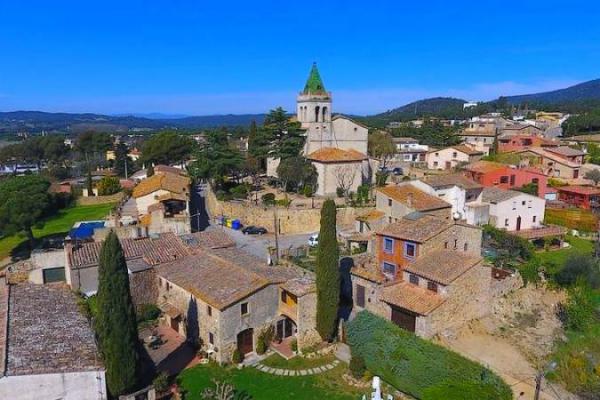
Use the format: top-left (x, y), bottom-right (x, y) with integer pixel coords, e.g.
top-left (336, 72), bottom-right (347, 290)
top-left (205, 186), bottom-right (374, 234)
top-left (76, 192), bottom-right (123, 206)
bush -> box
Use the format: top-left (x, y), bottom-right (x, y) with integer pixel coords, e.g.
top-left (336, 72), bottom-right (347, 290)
top-left (290, 338), bottom-right (298, 353)
top-left (561, 284), bottom-right (599, 332)
top-left (256, 326), bottom-right (274, 355)
top-left (230, 184), bottom-right (249, 199)
top-left (232, 348), bottom-right (243, 364)
top-left (349, 354), bottom-right (366, 379)
top-left (153, 372), bottom-right (169, 393)
top-left (336, 187), bottom-right (344, 198)
top-left (375, 171), bottom-right (388, 186)
top-left (275, 196), bottom-right (291, 208)
top-left (302, 185), bottom-right (314, 197)
top-left (347, 311), bottom-right (512, 400)
top-left (97, 176), bottom-right (121, 196)
top-left (137, 304), bottom-right (161, 322)
top-left (555, 253), bottom-right (600, 289)
top-left (261, 193), bottom-right (275, 206)
top-left (483, 225), bottom-right (534, 261)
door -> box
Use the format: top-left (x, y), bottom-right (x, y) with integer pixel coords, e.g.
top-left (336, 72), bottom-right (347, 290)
top-left (391, 307), bottom-right (416, 332)
top-left (445, 161), bottom-right (452, 169)
top-left (516, 216), bottom-right (522, 231)
top-left (237, 328), bottom-right (254, 355)
top-left (356, 285), bottom-right (366, 308)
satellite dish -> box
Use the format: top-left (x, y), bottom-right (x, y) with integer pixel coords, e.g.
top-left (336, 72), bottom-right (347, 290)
top-left (452, 211), bottom-right (462, 221)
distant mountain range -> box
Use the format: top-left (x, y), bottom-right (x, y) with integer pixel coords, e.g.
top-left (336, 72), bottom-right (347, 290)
top-left (0, 111), bottom-right (265, 135)
top-left (1, 79), bottom-right (599, 135)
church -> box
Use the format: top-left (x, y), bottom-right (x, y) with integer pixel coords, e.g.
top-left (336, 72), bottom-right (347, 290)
top-left (268, 63), bottom-right (369, 197)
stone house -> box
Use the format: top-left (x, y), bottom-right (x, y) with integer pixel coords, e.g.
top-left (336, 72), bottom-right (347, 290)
top-left (426, 145), bottom-right (484, 170)
top-left (156, 246), bottom-right (318, 363)
top-left (375, 183), bottom-right (452, 224)
top-left (465, 187), bottom-right (546, 231)
top-left (516, 147), bottom-right (583, 179)
top-left (0, 281), bottom-right (106, 400)
top-left (349, 213), bottom-right (489, 338)
top-left (307, 148), bottom-right (367, 197)
top-left (132, 171), bottom-right (191, 219)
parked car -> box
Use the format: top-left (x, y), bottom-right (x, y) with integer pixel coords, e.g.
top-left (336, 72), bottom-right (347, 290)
top-left (308, 233), bottom-right (319, 247)
top-left (392, 167), bottom-right (403, 176)
top-left (242, 226), bottom-right (267, 235)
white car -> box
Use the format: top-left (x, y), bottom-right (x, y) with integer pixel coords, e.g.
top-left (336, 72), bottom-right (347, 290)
top-left (308, 234), bottom-right (319, 247)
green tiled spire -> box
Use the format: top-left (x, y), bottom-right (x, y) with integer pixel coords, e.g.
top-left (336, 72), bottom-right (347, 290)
top-left (303, 63), bottom-right (327, 95)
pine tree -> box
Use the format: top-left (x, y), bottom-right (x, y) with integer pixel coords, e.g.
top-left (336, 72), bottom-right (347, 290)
top-left (315, 199), bottom-right (340, 341)
top-left (96, 231), bottom-right (140, 396)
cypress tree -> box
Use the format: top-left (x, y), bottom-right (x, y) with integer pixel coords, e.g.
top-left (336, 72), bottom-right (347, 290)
top-left (86, 168), bottom-right (94, 196)
top-left (315, 199), bottom-right (340, 341)
top-left (96, 230), bottom-right (140, 396)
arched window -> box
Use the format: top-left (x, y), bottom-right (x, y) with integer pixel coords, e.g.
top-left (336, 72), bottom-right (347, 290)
top-left (315, 106), bottom-right (320, 122)
top-left (322, 106), bottom-right (328, 121)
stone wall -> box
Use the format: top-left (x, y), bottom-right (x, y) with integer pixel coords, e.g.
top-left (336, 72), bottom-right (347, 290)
top-left (419, 223), bottom-right (482, 258)
top-left (205, 185), bottom-right (373, 234)
top-left (490, 269), bottom-right (524, 299)
top-left (296, 291), bottom-right (320, 350)
top-left (419, 262), bottom-right (492, 338)
top-left (350, 275), bottom-right (390, 320)
top-left (77, 192), bottom-right (123, 206)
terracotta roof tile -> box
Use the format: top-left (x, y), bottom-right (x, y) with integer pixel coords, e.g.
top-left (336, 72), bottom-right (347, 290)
top-left (465, 160), bottom-right (507, 174)
top-left (307, 147), bottom-right (367, 163)
top-left (356, 210), bottom-right (385, 221)
top-left (557, 185), bottom-right (600, 195)
top-left (382, 281), bottom-right (445, 315)
top-left (376, 185), bottom-right (451, 212)
top-left (422, 174), bottom-right (482, 190)
top-left (451, 145), bottom-right (484, 156)
top-left (132, 172), bottom-right (190, 198)
top-left (377, 213), bottom-right (453, 242)
top-left (404, 250), bottom-right (481, 285)
top-left (5, 283), bottom-right (102, 375)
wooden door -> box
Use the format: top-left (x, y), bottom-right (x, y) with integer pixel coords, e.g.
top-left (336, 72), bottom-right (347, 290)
top-left (237, 328), bottom-right (254, 354)
top-left (516, 216), bottom-right (522, 231)
top-left (391, 307), bottom-right (416, 332)
top-left (356, 285), bottom-right (366, 308)
top-left (445, 161), bottom-right (452, 169)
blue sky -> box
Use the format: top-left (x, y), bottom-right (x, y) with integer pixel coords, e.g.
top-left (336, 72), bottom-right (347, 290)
top-left (1, 0), bottom-right (599, 115)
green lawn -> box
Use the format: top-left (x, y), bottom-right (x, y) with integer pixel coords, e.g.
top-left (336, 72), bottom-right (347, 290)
top-left (0, 203), bottom-right (115, 260)
top-left (535, 236), bottom-right (594, 271)
top-left (261, 353), bottom-right (335, 370)
top-left (178, 363), bottom-right (366, 400)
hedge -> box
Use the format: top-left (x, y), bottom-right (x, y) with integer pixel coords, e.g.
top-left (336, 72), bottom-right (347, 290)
top-left (346, 311), bottom-right (512, 400)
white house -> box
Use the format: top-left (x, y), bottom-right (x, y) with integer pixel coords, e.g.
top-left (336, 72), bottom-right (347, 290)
top-left (465, 187), bottom-right (545, 231)
top-left (426, 145), bottom-right (484, 170)
top-left (410, 174), bottom-right (483, 221)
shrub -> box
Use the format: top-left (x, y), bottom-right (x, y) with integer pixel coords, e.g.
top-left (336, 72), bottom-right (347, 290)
top-left (153, 372), bottom-right (169, 393)
top-left (230, 184), bottom-right (249, 199)
top-left (375, 171), bottom-right (388, 186)
top-left (256, 338), bottom-right (267, 355)
top-left (290, 338), bottom-right (298, 353)
top-left (136, 304), bottom-right (161, 322)
top-left (349, 354), bottom-right (366, 379)
top-left (347, 311), bottom-right (512, 400)
top-left (561, 284), bottom-right (599, 332)
top-left (336, 187), bottom-right (344, 198)
top-left (97, 176), bottom-right (121, 196)
top-left (483, 225), bottom-right (534, 260)
top-left (275, 196), bottom-right (291, 208)
top-left (256, 326), bottom-right (274, 355)
top-left (261, 193), bottom-right (275, 206)
top-left (555, 253), bottom-right (600, 289)
top-left (232, 348), bottom-right (243, 364)
top-left (302, 185), bottom-right (314, 197)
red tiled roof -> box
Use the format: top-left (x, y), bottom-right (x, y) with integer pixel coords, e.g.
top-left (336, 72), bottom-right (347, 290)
top-left (452, 145), bottom-right (484, 156)
top-left (377, 214), bottom-right (453, 243)
top-left (376, 185), bottom-right (451, 212)
top-left (465, 160), bottom-right (506, 174)
top-left (404, 249), bottom-right (482, 285)
top-left (557, 185), bottom-right (600, 195)
top-left (382, 281), bottom-right (445, 315)
top-left (307, 147), bottom-right (367, 163)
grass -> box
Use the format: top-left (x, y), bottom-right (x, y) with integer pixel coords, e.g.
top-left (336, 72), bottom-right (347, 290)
top-left (177, 362), bottom-right (366, 400)
top-left (545, 208), bottom-right (598, 232)
top-left (535, 236), bottom-right (594, 271)
top-left (0, 203), bottom-right (115, 260)
top-left (261, 353), bottom-right (335, 370)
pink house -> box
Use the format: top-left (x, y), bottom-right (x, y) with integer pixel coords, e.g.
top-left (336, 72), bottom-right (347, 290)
top-left (464, 161), bottom-right (549, 198)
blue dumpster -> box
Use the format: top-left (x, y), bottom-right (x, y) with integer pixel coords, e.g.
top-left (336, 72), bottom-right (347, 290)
top-left (231, 219), bottom-right (241, 230)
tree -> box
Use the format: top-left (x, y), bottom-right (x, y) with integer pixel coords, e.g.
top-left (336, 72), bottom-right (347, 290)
top-left (86, 169), bottom-right (94, 196)
top-left (76, 131), bottom-right (113, 165)
top-left (97, 176), bottom-right (121, 196)
top-left (333, 164), bottom-right (358, 199)
top-left (368, 131), bottom-right (395, 168)
top-left (188, 130), bottom-right (243, 185)
top-left (585, 169), bottom-right (600, 185)
top-left (147, 164), bottom-right (155, 177)
top-left (0, 175), bottom-right (50, 248)
top-left (264, 107), bottom-right (305, 160)
top-left (96, 231), bottom-right (141, 396)
top-left (276, 156), bottom-right (317, 192)
top-left (113, 142), bottom-right (134, 178)
top-left (141, 131), bottom-right (194, 166)
top-left (315, 199), bottom-right (340, 341)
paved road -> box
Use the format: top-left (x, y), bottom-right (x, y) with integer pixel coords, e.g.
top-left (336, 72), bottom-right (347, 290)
top-left (191, 183), bottom-right (315, 259)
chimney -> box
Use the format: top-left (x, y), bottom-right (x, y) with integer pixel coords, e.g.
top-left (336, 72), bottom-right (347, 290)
top-left (407, 192), bottom-right (414, 209)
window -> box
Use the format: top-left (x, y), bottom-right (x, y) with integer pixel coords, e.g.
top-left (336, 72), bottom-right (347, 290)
top-left (505, 218), bottom-right (509, 227)
top-left (510, 175), bottom-right (516, 185)
top-left (166, 282), bottom-right (170, 291)
top-left (281, 290), bottom-right (287, 303)
top-left (384, 237), bottom-right (394, 253)
top-left (241, 302), bottom-right (249, 316)
top-left (388, 199), bottom-right (393, 207)
top-left (433, 161), bottom-right (439, 167)
top-left (522, 201), bottom-right (526, 206)
top-left (409, 274), bottom-right (419, 285)
top-left (444, 241), bottom-right (448, 249)
top-left (388, 216), bottom-right (392, 223)
top-left (512, 201), bottom-right (516, 210)
top-left (435, 152), bottom-right (439, 157)
top-left (209, 332), bottom-right (214, 345)
top-left (454, 239), bottom-right (458, 249)
top-left (356, 285), bottom-right (366, 308)
top-left (452, 152), bottom-right (458, 158)
top-left (382, 262), bottom-right (396, 277)
top-left (532, 178), bottom-right (539, 184)
top-left (159, 278), bottom-right (163, 288)
top-left (404, 242), bottom-right (416, 258)
top-left (427, 281), bottom-right (438, 292)
top-left (528, 201), bottom-right (532, 208)
top-left (207, 305), bottom-right (212, 317)
top-left (533, 215), bottom-right (537, 223)
top-left (500, 176), bottom-right (509, 184)
top-left (464, 243), bottom-right (468, 252)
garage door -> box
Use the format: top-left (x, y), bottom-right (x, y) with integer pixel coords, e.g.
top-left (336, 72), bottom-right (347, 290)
top-left (391, 306), bottom-right (416, 332)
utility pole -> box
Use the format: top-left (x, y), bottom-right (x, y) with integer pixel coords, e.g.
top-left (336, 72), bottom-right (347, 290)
top-left (273, 207), bottom-right (280, 265)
